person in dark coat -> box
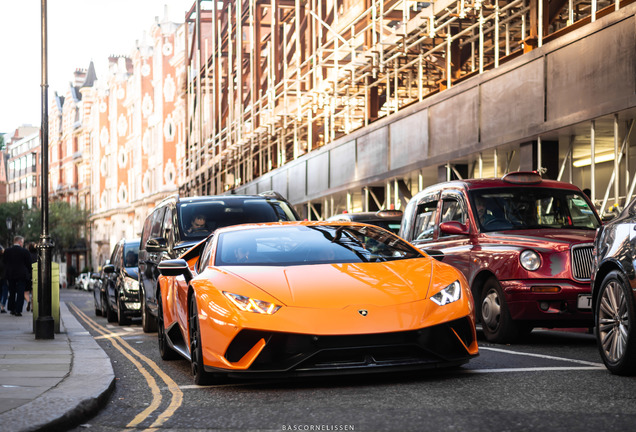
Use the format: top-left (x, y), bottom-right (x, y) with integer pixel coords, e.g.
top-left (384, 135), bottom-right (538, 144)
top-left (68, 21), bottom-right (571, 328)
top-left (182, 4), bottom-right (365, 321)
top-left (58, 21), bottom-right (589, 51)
top-left (0, 246), bottom-right (7, 313)
top-left (3, 236), bottom-right (33, 316)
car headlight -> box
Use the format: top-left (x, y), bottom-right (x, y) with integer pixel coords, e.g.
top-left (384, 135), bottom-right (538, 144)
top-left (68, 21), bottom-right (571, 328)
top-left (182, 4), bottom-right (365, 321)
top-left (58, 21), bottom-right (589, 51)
top-left (223, 291), bottom-right (281, 314)
top-left (124, 278), bottom-right (139, 293)
top-left (520, 250), bottom-right (541, 271)
top-left (430, 280), bottom-right (461, 306)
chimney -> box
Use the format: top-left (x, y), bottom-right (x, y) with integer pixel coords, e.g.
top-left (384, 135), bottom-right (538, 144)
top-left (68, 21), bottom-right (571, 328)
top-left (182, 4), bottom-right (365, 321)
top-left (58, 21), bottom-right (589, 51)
top-left (73, 68), bottom-right (87, 87)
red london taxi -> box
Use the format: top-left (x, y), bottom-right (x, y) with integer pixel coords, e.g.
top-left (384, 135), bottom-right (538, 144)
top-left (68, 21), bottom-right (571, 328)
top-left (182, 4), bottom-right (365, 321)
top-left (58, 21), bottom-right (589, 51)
top-left (399, 172), bottom-right (601, 343)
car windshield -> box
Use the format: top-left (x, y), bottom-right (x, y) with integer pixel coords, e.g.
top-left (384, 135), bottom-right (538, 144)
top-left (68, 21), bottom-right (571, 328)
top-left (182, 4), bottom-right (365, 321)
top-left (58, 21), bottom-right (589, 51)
top-left (215, 225), bottom-right (422, 266)
top-left (123, 241), bottom-right (140, 268)
top-left (471, 187), bottom-right (600, 232)
top-left (178, 198), bottom-right (298, 239)
top-left (366, 220), bottom-right (402, 235)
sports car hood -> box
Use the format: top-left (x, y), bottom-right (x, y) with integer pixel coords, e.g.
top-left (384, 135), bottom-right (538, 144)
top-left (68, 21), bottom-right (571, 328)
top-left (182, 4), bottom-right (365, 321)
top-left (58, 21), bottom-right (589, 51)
top-left (222, 258), bottom-right (433, 308)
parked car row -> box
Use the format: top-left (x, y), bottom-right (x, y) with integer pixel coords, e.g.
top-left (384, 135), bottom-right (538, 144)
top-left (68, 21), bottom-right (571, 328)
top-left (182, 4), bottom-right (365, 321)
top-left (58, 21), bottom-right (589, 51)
top-left (92, 238), bottom-right (141, 326)
top-left (89, 175), bottom-right (636, 382)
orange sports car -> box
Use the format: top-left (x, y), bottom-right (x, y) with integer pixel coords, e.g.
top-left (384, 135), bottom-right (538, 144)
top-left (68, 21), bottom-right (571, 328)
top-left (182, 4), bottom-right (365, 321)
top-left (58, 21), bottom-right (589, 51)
top-left (157, 221), bottom-right (478, 384)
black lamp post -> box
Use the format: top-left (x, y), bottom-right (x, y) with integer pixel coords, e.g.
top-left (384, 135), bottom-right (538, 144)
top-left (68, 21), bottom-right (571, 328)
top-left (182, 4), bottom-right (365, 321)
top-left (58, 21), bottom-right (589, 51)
top-left (36, 0), bottom-right (54, 340)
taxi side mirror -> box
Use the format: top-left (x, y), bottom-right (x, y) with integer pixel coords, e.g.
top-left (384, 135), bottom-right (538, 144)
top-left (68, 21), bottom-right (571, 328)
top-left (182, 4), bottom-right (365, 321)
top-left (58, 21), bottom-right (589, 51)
top-left (439, 221), bottom-right (470, 236)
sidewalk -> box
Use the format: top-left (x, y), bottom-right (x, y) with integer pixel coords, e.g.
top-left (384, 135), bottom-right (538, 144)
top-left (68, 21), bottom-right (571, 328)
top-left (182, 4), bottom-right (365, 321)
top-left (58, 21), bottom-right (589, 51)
top-left (0, 301), bottom-right (114, 431)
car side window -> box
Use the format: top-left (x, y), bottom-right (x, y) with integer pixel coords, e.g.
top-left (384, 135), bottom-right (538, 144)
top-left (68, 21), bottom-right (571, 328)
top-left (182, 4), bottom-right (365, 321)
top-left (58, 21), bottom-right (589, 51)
top-left (150, 207), bottom-right (166, 240)
top-left (413, 201), bottom-right (439, 241)
top-left (162, 206), bottom-right (175, 246)
top-left (440, 197), bottom-right (466, 226)
top-left (140, 214), bottom-right (153, 250)
top-left (198, 237), bottom-right (215, 273)
top-left (110, 243), bottom-right (121, 269)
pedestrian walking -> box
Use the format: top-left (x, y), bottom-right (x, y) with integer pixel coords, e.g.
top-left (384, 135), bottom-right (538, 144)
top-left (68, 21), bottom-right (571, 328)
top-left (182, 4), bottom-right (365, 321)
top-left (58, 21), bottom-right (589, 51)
top-left (4, 236), bottom-right (33, 317)
top-left (0, 246), bottom-right (7, 313)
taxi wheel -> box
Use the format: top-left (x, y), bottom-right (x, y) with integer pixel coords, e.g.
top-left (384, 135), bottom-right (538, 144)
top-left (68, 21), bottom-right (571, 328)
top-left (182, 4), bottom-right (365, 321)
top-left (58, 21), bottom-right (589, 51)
top-left (141, 290), bottom-right (157, 333)
top-left (595, 270), bottom-right (636, 375)
top-left (189, 294), bottom-right (214, 385)
top-left (480, 277), bottom-right (519, 344)
top-left (117, 295), bottom-right (131, 326)
top-left (157, 293), bottom-right (179, 361)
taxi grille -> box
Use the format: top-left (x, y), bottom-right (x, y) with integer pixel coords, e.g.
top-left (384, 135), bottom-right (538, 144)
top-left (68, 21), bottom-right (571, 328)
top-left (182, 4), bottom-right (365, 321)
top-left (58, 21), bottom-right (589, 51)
top-left (571, 244), bottom-right (594, 281)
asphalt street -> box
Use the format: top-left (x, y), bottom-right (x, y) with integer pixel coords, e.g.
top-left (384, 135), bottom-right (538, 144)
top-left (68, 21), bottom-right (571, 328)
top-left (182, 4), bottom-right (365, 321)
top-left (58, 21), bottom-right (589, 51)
top-left (63, 289), bottom-right (636, 432)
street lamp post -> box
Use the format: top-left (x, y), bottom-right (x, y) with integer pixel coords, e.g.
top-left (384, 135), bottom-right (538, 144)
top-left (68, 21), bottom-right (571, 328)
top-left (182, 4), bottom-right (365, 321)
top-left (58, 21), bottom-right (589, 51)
top-left (36, 0), bottom-right (54, 340)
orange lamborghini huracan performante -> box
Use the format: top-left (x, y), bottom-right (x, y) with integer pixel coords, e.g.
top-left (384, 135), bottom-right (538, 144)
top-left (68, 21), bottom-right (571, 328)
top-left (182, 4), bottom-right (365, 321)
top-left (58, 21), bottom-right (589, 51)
top-left (156, 221), bottom-right (478, 384)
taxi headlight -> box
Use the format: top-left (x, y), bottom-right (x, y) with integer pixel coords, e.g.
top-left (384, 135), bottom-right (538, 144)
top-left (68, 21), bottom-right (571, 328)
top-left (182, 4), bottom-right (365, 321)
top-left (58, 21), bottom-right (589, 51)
top-left (520, 250), bottom-right (541, 271)
top-left (223, 292), bottom-right (281, 314)
top-left (430, 280), bottom-right (461, 306)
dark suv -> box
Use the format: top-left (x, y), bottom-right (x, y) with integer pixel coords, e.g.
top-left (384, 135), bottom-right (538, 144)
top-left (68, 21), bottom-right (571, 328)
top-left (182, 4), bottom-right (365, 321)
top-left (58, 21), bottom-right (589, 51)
top-left (138, 192), bottom-right (300, 332)
top-left (591, 198), bottom-right (636, 375)
top-left (102, 238), bottom-right (141, 325)
top-left (399, 172), bottom-right (601, 343)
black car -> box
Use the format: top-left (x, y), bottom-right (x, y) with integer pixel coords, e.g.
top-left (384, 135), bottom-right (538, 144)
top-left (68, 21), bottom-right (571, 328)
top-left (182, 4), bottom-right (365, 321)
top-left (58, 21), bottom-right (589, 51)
top-left (92, 268), bottom-right (107, 316)
top-left (138, 191), bottom-right (300, 332)
top-left (103, 238), bottom-right (141, 325)
top-left (591, 200), bottom-right (636, 375)
top-left (326, 209), bottom-right (403, 234)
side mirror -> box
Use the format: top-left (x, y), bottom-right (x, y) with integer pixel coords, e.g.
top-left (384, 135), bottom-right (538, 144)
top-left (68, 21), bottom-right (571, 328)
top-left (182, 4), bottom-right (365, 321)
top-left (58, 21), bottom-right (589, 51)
top-left (103, 264), bottom-right (115, 274)
top-left (146, 237), bottom-right (168, 253)
top-left (439, 221), bottom-right (470, 236)
top-left (158, 259), bottom-right (193, 283)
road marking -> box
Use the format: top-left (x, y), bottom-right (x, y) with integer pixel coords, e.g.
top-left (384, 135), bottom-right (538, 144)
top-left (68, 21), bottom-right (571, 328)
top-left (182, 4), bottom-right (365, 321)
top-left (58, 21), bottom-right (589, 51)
top-left (94, 331), bottom-right (143, 340)
top-left (465, 366), bottom-right (605, 374)
top-left (69, 304), bottom-right (162, 427)
top-left (479, 346), bottom-right (604, 367)
top-left (69, 303), bottom-right (184, 430)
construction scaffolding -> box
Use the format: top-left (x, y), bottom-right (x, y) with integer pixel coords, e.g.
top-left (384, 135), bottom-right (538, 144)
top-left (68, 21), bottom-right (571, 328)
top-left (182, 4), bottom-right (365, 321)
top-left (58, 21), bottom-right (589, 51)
top-left (180, 0), bottom-right (625, 197)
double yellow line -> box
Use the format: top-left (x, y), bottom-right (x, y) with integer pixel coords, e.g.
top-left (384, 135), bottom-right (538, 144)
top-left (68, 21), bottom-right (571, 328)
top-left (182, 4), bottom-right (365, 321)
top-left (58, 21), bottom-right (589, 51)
top-left (68, 303), bottom-right (184, 431)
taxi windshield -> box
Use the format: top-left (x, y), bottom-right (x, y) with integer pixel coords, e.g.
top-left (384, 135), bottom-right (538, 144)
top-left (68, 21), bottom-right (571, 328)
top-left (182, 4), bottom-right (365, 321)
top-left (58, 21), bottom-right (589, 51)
top-left (471, 187), bottom-right (600, 232)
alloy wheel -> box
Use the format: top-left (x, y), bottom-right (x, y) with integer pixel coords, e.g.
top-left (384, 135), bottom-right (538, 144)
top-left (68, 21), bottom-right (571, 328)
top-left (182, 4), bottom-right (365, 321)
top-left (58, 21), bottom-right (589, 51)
top-left (481, 287), bottom-right (501, 332)
top-left (598, 280), bottom-right (629, 363)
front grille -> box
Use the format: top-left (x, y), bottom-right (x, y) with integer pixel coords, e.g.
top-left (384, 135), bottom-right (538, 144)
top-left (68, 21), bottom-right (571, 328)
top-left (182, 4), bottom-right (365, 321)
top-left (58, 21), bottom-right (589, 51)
top-left (571, 244), bottom-right (594, 281)
top-left (224, 317), bottom-right (476, 372)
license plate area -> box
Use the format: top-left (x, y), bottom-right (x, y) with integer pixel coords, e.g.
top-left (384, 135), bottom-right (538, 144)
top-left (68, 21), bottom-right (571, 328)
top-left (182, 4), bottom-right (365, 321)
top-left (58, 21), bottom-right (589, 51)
top-left (577, 294), bottom-right (592, 310)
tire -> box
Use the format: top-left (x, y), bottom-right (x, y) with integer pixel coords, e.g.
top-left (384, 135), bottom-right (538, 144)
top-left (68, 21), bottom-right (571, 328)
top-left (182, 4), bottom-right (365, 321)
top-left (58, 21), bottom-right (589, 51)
top-left (189, 293), bottom-right (214, 385)
top-left (480, 276), bottom-right (519, 343)
top-left (101, 294), bottom-right (108, 317)
top-left (106, 296), bottom-right (117, 323)
top-left (94, 297), bottom-right (102, 316)
top-left (117, 295), bottom-right (131, 326)
top-left (157, 292), bottom-right (179, 360)
top-left (595, 270), bottom-right (636, 375)
top-left (141, 289), bottom-right (157, 333)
